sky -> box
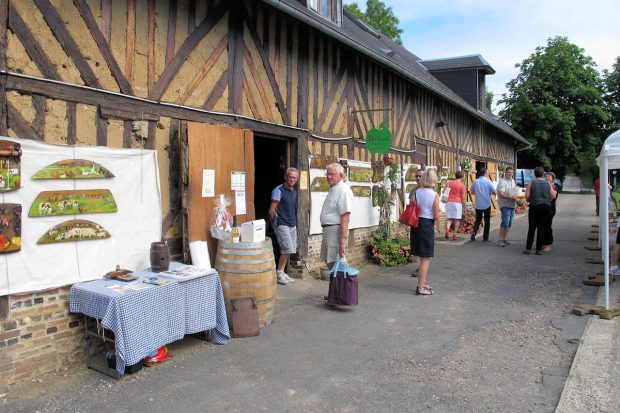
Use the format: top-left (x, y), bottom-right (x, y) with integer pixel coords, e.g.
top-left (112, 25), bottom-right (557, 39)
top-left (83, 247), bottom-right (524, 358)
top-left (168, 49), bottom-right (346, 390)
top-left (351, 0), bottom-right (620, 112)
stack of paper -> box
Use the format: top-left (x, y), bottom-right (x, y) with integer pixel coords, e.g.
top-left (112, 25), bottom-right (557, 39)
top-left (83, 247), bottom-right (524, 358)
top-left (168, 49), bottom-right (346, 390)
top-left (158, 265), bottom-right (217, 282)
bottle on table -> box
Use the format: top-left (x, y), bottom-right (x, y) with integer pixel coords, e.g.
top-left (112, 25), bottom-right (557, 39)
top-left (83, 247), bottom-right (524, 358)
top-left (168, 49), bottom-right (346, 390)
top-left (230, 217), bottom-right (240, 243)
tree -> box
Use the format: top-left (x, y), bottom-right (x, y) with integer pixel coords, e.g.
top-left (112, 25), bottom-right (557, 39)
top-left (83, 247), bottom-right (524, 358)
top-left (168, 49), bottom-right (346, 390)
top-left (499, 36), bottom-right (608, 179)
top-left (345, 1), bottom-right (404, 45)
top-left (486, 90), bottom-right (494, 112)
top-left (603, 56), bottom-right (620, 133)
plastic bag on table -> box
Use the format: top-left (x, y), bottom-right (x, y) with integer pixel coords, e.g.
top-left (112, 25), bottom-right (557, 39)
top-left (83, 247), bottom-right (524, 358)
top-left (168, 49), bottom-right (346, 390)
top-left (211, 194), bottom-right (233, 240)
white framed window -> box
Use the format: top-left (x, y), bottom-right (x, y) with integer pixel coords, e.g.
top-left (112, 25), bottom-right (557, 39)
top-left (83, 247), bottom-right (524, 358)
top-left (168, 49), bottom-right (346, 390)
top-left (307, 0), bottom-right (342, 26)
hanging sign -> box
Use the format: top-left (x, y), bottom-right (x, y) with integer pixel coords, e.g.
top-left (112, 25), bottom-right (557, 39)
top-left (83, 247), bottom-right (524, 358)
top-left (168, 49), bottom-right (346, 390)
top-left (365, 122), bottom-right (392, 154)
top-left (299, 171), bottom-right (309, 192)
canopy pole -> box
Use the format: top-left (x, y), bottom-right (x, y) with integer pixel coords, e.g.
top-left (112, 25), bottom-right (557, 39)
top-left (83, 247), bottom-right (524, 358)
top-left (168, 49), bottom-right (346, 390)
top-left (601, 152), bottom-right (610, 310)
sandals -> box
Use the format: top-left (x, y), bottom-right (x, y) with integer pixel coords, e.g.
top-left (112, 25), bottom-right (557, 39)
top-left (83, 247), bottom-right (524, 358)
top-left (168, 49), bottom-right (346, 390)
top-left (416, 285), bottom-right (433, 295)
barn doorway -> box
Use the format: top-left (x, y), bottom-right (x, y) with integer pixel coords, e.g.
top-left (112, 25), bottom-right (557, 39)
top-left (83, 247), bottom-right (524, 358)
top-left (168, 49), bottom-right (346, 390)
top-left (253, 136), bottom-right (290, 222)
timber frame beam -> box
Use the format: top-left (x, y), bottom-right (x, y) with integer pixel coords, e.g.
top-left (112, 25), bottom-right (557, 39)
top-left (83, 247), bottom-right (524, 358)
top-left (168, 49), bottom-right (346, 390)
top-left (4, 72), bottom-right (307, 140)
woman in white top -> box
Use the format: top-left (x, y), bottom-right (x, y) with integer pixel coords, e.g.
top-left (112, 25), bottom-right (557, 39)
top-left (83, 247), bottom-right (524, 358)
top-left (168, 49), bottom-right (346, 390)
top-left (410, 168), bottom-right (440, 295)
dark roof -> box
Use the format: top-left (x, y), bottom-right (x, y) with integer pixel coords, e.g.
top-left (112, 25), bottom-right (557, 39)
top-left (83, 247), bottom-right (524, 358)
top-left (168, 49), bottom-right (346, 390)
top-left (262, 0), bottom-right (527, 145)
top-left (419, 55), bottom-right (496, 75)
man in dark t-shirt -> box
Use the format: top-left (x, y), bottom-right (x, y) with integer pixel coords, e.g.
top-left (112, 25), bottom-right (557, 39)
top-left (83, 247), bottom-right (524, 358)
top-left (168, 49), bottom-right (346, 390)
top-left (269, 168), bottom-right (298, 285)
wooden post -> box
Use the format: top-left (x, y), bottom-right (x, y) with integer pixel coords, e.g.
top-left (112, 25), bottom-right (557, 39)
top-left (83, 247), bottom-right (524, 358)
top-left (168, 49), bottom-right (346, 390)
top-left (296, 133), bottom-right (311, 261)
top-left (228, 0), bottom-right (244, 114)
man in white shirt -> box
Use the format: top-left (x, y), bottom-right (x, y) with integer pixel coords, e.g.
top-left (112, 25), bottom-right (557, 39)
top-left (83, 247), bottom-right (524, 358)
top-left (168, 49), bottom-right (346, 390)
top-left (320, 163), bottom-right (354, 269)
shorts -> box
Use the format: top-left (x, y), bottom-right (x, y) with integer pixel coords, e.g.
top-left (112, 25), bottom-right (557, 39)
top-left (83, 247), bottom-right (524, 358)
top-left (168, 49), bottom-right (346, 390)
top-left (320, 225), bottom-right (340, 264)
top-left (445, 202), bottom-right (462, 219)
top-left (500, 207), bottom-right (515, 229)
top-left (274, 225), bottom-right (297, 254)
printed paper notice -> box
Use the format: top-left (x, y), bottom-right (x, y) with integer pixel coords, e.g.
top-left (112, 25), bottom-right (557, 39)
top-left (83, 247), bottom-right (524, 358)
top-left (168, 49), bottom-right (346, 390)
top-left (299, 171), bottom-right (309, 192)
top-left (202, 170), bottom-right (215, 197)
top-left (231, 171), bottom-right (246, 191)
top-left (235, 190), bottom-right (246, 215)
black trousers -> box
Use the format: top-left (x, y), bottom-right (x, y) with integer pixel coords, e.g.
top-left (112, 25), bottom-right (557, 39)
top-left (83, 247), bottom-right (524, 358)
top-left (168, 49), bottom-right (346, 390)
top-left (544, 203), bottom-right (556, 246)
top-left (526, 204), bottom-right (551, 251)
top-left (472, 207), bottom-right (491, 240)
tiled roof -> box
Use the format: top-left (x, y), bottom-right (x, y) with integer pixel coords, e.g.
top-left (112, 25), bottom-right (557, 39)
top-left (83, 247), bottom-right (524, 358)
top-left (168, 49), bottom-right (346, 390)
top-left (264, 0), bottom-right (527, 145)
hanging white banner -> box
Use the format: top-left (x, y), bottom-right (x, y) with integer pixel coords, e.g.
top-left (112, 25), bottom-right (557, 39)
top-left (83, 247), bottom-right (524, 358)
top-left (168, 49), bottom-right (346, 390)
top-left (0, 138), bottom-right (162, 295)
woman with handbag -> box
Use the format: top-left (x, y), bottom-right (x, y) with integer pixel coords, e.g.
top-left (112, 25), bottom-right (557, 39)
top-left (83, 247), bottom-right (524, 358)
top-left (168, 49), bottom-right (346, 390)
top-left (444, 170), bottom-right (467, 240)
top-left (411, 169), bottom-right (441, 295)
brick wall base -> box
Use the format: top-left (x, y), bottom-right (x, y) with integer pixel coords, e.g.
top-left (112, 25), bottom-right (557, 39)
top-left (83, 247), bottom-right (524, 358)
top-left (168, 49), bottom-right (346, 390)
top-left (0, 287), bottom-right (83, 389)
top-left (290, 225), bottom-right (383, 278)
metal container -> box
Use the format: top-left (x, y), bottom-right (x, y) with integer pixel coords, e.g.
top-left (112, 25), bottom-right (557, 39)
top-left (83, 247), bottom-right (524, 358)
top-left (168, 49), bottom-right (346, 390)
top-left (150, 242), bottom-right (170, 273)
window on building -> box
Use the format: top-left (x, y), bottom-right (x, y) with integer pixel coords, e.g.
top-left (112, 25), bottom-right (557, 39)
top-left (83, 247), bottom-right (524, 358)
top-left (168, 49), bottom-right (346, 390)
top-left (307, 0), bottom-right (342, 26)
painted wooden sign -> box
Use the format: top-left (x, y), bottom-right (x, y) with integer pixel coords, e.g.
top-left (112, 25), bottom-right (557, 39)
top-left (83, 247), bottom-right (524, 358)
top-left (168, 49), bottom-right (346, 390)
top-left (310, 154), bottom-right (338, 169)
top-left (29, 189), bottom-right (118, 217)
top-left (32, 159), bottom-right (115, 179)
top-left (405, 165), bottom-right (419, 181)
top-left (0, 204), bottom-right (22, 253)
top-left (37, 220), bottom-right (111, 244)
top-left (0, 141), bottom-right (22, 192)
top-left (350, 186), bottom-right (371, 197)
top-left (348, 167), bottom-right (372, 183)
top-left (310, 177), bottom-right (330, 192)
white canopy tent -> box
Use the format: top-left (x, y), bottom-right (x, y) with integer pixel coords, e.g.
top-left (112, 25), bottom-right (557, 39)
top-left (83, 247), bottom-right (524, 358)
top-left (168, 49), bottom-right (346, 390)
top-left (597, 129), bottom-right (620, 310)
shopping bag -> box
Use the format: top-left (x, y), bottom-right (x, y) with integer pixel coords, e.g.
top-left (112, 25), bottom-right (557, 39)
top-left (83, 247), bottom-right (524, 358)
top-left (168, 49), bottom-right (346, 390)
top-left (327, 257), bottom-right (359, 306)
top-left (399, 193), bottom-right (421, 227)
top-left (440, 182), bottom-right (451, 203)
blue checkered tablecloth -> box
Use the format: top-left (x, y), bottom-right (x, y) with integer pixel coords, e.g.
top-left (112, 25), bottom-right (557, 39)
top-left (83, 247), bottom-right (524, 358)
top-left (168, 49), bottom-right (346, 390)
top-left (70, 263), bottom-right (229, 375)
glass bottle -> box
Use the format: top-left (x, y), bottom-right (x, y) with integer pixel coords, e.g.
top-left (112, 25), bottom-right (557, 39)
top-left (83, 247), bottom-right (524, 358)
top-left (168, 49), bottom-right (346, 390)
top-left (230, 217), bottom-right (240, 243)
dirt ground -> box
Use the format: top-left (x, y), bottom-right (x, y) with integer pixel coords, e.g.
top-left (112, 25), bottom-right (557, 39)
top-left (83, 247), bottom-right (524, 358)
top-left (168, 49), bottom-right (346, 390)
top-left (1, 193), bottom-right (601, 413)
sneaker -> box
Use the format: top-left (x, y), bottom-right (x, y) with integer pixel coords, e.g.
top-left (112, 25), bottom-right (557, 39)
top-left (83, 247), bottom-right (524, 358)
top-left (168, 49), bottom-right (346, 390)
top-left (504, 240), bottom-right (513, 246)
top-left (283, 273), bottom-right (295, 283)
top-left (499, 240), bottom-right (506, 247)
top-left (276, 272), bottom-right (289, 285)
top-left (611, 266), bottom-right (620, 276)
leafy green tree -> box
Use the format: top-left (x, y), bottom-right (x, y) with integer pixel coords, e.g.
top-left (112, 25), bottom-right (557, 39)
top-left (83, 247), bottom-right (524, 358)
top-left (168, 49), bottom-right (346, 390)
top-left (603, 56), bottom-right (620, 133)
top-left (499, 36), bottom-right (607, 179)
top-left (486, 90), bottom-right (494, 112)
top-left (345, 1), bottom-right (404, 45)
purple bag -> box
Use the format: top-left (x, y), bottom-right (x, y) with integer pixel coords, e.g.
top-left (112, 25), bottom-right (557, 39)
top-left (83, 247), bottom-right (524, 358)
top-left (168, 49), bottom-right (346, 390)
top-left (327, 258), bottom-right (359, 306)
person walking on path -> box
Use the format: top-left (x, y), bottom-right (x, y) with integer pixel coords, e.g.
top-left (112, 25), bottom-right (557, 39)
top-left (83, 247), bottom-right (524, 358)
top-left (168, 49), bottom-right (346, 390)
top-left (470, 167), bottom-right (496, 242)
top-left (320, 163), bottom-right (354, 270)
top-left (523, 166), bottom-right (557, 255)
top-left (444, 170), bottom-right (467, 241)
top-left (496, 166), bottom-right (517, 247)
top-left (411, 168), bottom-right (440, 296)
top-left (594, 177), bottom-right (600, 216)
top-left (542, 171), bottom-right (561, 252)
top-left (269, 167), bottom-right (299, 285)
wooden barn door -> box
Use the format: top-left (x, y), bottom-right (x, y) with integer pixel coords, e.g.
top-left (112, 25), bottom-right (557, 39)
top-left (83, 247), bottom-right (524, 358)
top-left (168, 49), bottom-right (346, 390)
top-left (186, 122), bottom-right (255, 263)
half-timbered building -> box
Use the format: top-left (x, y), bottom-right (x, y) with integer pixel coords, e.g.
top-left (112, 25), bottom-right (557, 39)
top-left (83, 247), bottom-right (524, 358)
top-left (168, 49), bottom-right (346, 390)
top-left (0, 0), bottom-right (527, 386)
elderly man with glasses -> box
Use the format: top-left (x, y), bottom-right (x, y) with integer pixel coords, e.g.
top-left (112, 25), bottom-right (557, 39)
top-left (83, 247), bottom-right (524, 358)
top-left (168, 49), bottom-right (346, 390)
top-left (320, 163), bottom-right (354, 270)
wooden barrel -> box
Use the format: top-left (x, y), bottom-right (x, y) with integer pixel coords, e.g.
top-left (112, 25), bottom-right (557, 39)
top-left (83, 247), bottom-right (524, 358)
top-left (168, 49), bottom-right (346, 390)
top-left (215, 237), bottom-right (276, 327)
